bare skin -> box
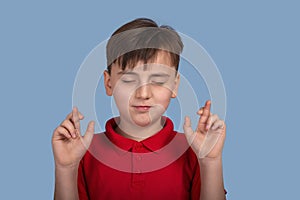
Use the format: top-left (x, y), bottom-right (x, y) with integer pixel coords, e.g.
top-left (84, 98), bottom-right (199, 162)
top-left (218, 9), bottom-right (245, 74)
top-left (184, 100), bottom-right (226, 200)
top-left (52, 107), bottom-right (94, 200)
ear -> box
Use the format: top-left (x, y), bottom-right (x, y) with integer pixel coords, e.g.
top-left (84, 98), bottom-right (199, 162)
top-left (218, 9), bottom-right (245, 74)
top-left (104, 70), bottom-right (113, 96)
top-left (171, 74), bottom-right (180, 98)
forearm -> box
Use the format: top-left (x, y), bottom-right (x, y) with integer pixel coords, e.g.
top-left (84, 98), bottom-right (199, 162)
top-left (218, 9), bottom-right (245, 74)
top-left (54, 165), bottom-right (79, 200)
top-left (199, 157), bottom-right (226, 200)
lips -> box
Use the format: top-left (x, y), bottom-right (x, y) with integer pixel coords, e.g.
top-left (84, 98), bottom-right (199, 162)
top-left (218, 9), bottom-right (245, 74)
top-left (132, 105), bottom-right (152, 112)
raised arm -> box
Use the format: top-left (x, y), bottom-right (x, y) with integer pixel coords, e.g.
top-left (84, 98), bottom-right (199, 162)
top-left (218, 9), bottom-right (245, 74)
top-left (52, 107), bottom-right (94, 200)
top-left (184, 100), bottom-right (226, 200)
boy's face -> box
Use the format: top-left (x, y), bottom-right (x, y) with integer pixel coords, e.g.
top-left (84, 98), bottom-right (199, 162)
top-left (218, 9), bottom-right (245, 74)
top-left (104, 51), bottom-right (180, 128)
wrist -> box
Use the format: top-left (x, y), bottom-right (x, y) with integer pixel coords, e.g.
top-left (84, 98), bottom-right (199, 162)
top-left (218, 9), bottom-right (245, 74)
top-left (198, 156), bottom-right (222, 167)
top-left (55, 164), bottom-right (79, 184)
top-left (55, 162), bottom-right (80, 172)
top-left (54, 163), bottom-right (80, 200)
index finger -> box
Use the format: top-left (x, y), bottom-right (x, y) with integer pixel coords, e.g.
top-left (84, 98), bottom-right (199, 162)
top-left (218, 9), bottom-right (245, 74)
top-left (66, 110), bottom-right (84, 120)
top-left (197, 100), bottom-right (211, 131)
top-left (200, 100), bottom-right (211, 118)
top-left (72, 106), bottom-right (81, 133)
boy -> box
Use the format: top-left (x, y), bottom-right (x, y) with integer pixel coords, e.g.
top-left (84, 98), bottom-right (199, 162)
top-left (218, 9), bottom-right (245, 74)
top-left (52, 18), bottom-right (226, 200)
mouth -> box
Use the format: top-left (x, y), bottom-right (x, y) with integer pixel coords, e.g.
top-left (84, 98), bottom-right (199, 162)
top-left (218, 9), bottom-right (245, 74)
top-left (132, 105), bottom-right (152, 112)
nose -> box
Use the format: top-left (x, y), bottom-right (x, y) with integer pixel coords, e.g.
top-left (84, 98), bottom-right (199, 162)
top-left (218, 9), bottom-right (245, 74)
top-left (135, 83), bottom-right (152, 99)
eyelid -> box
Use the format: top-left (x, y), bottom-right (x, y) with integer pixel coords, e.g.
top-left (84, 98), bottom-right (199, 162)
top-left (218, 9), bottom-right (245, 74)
top-left (150, 74), bottom-right (170, 78)
top-left (151, 76), bottom-right (168, 82)
top-left (121, 78), bottom-right (136, 82)
top-left (120, 73), bottom-right (138, 80)
top-left (120, 72), bottom-right (138, 78)
top-left (151, 78), bottom-right (167, 85)
top-left (151, 81), bottom-right (165, 85)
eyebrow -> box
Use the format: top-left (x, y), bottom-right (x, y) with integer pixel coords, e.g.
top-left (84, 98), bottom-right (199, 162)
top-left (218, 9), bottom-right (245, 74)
top-left (117, 71), bottom-right (138, 75)
top-left (150, 73), bottom-right (170, 77)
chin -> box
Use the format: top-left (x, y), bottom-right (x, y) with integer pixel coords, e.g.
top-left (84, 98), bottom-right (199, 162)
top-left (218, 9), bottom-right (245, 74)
top-left (132, 117), bottom-right (152, 127)
top-left (131, 112), bottom-right (163, 128)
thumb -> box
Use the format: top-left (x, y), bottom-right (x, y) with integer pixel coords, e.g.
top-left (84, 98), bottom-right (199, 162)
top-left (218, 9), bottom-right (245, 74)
top-left (82, 121), bottom-right (95, 148)
top-left (183, 116), bottom-right (195, 145)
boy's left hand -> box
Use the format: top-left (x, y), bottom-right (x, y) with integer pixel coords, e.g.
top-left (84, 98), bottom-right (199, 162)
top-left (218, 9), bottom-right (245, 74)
top-left (183, 100), bottom-right (226, 160)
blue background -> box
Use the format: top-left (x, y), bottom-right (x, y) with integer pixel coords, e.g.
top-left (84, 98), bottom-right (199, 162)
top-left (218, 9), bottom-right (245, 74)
top-left (1, 0), bottom-right (299, 199)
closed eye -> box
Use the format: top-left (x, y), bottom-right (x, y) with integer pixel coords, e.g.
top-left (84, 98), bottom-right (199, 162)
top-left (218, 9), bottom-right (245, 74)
top-left (121, 79), bottom-right (136, 83)
top-left (120, 73), bottom-right (138, 84)
top-left (151, 81), bottom-right (166, 85)
top-left (150, 76), bottom-right (169, 85)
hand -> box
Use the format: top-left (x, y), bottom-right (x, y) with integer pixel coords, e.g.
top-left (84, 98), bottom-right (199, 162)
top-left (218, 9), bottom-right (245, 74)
top-left (52, 107), bottom-right (95, 168)
top-left (183, 100), bottom-right (226, 160)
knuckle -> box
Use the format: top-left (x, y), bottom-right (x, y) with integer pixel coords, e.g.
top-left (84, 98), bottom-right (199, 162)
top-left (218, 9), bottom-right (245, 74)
top-left (61, 119), bottom-right (69, 126)
top-left (63, 120), bottom-right (74, 129)
top-left (53, 127), bottom-right (59, 133)
top-left (60, 123), bottom-right (73, 133)
top-left (66, 120), bottom-right (75, 128)
top-left (57, 126), bottom-right (66, 134)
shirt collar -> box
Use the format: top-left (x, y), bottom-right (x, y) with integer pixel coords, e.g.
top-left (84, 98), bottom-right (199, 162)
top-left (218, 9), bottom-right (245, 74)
top-left (104, 117), bottom-right (176, 152)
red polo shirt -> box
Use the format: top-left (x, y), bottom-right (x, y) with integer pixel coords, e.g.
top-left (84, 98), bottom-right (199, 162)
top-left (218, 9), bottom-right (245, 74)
top-left (78, 117), bottom-right (200, 200)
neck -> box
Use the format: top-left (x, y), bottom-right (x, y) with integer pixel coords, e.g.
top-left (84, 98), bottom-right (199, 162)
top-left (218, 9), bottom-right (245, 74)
top-left (115, 117), bottom-right (164, 142)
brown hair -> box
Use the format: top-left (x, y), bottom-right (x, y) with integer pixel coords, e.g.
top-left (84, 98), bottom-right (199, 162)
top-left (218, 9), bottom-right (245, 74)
top-left (106, 18), bottom-right (183, 74)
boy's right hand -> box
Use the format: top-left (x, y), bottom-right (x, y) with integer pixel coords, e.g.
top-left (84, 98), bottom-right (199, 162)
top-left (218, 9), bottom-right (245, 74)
top-left (52, 107), bottom-right (94, 169)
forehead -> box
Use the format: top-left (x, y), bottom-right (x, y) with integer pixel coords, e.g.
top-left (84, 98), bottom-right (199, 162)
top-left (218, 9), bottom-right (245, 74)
top-left (111, 51), bottom-right (177, 74)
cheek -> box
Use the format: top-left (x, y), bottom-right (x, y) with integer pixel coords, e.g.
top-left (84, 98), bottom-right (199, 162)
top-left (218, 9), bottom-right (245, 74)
top-left (154, 89), bottom-right (172, 106)
top-left (112, 79), bottom-right (135, 101)
top-left (113, 87), bottom-right (132, 110)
